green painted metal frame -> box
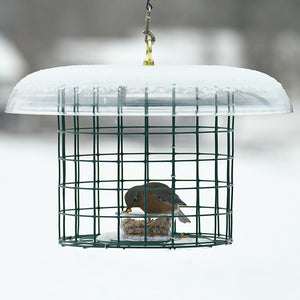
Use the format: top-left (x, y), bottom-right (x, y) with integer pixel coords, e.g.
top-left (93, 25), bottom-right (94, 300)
top-left (57, 87), bottom-right (235, 249)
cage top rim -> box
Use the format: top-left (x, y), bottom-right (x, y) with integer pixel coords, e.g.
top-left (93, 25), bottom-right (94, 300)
top-left (5, 64), bottom-right (293, 116)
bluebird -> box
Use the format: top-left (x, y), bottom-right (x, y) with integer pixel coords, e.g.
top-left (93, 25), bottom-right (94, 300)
top-left (125, 182), bottom-right (191, 223)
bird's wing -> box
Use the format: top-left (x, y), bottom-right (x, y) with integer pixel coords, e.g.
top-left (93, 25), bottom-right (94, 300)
top-left (152, 189), bottom-right (187, 206)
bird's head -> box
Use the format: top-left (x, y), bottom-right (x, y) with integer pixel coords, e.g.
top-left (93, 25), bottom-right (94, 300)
top-left (125, 186), bottom-right (142, 212)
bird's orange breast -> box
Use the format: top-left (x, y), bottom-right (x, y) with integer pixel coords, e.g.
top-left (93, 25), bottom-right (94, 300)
top-left (138, 192), bottom-right (179, 214)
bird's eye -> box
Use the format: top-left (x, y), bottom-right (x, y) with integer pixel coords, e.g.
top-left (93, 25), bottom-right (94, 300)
top-left (133, 197), bottom-right (137, 203)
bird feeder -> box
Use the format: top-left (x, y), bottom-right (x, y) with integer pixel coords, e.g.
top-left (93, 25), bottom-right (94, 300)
top-left (5, 65), bottom-right (292, 249)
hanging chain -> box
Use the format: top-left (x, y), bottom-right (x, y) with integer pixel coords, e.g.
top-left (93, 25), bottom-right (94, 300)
top-left (143, 1), bottom-right (155, 66)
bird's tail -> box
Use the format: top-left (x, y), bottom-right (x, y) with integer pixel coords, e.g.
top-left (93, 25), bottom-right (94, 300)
top-left (177, 209), bottom-right (191, 223)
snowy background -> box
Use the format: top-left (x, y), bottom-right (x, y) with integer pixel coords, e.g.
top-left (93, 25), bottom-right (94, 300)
top-left (0, 114), bottom-right (299, 300)
top-left (0, 1), bottom-right (300, 299)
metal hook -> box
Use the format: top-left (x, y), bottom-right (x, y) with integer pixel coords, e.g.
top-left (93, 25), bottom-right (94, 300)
top-left (143, 11), bottom-right (156, 43)
top-left (146, 0), bottom-right (153, 11)
top-left (143, 0), bottom-right (155, 66)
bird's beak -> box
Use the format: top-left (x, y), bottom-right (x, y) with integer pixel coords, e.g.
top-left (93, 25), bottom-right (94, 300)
top-left (125, 205), bottom-right (133, 213)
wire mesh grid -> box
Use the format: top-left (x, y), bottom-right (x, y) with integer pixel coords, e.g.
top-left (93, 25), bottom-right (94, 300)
top-left (57, 87), bottom-right (235, 248)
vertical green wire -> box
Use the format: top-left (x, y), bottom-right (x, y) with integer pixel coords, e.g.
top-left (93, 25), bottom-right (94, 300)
top-left (73, 87), bottom-right (79, 241)
top-left (117, 87), bottom-right (125, 246)
top-left (214, 93), bottom-right (220, 243)
top-left (230, 92), bottom-right (235, 239)
top-left (57, 89), bottom-right (61, 241)
top-left (117, 119), bottom-right (121, 246)
top-left (61, 88), bottom-right (66, 241)
top-left (76, 101), bottom-right (80, 237)
top-left (226, 91), bottom-right (231, 239)
top-left (230, 116), bottom-right (235, 239)
top-left (171, 85), bottom-right (176, 247)
top-left (144, 87), bottom-right (149, 244)
top-left (195, 87), bottom-right (200, 245)
top-left (120, 90), bottom-right (124, 211)
top-left (92, 89), bottom-right (97, 244)
top-left (96, 88), bottom-right (100, 235)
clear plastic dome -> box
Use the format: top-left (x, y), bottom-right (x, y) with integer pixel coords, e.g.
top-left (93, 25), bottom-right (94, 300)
top-left (5, 65), bottom-right (293, 116)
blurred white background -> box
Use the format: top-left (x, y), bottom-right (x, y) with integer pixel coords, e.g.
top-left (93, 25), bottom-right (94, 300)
top-left (0, 1), bottom-right (299, 299)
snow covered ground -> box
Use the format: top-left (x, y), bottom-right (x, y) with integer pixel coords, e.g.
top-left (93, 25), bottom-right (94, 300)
top-left (0, 105), bottom-right (299, 300)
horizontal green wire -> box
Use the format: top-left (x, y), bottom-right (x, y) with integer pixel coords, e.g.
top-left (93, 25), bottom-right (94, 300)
top-left (60, 211), bottom-right (231, 219)
top-left (61, 204), bottom-right (229, 210)
top-left (59, 233), bottom-right (232, 249)
top-left (62, 125), bottom-right (231, 130)
top-left (58, 129), bottom-right (233, 135)
top-left (59, 154), bottom-right (233, 163)
top-left (59, 180), bottom-right (232, 191)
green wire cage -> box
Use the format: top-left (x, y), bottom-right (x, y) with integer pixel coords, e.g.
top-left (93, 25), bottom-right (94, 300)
top-left (6, 65), bottom-right (292, 249)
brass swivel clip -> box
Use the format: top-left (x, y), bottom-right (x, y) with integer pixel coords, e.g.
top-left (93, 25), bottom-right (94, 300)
top-left (143, 8), bottom-right (156, 66)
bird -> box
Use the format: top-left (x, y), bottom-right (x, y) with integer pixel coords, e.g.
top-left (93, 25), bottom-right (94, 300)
top-left (124, 182), bottom-right (191, 223)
